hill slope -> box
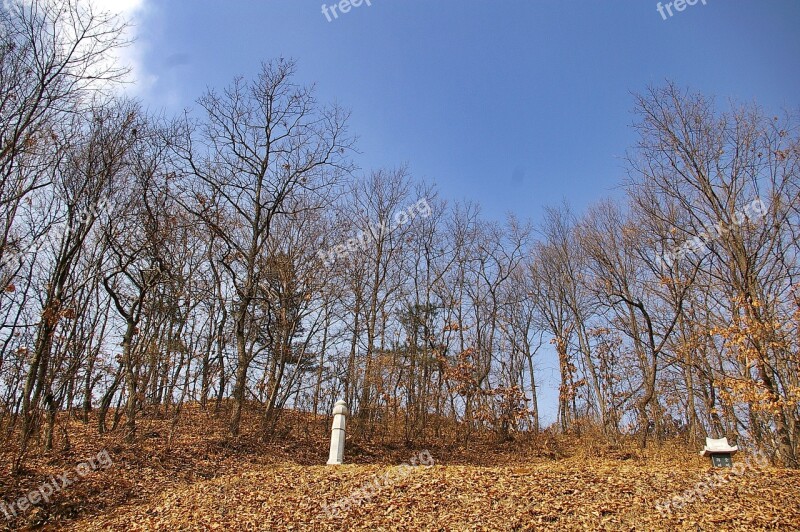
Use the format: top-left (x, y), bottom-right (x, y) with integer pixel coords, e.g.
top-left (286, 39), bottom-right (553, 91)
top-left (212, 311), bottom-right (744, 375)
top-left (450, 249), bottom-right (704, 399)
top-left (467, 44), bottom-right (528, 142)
top-left (2, 406), bottom-right (797, 531)
top-left (68, 456), bottom-right (798, 531)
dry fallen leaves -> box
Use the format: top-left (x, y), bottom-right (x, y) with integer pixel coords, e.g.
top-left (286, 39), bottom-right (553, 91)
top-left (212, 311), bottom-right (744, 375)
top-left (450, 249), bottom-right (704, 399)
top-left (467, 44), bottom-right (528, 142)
top-left (0, 404), bottom-right (797, 531)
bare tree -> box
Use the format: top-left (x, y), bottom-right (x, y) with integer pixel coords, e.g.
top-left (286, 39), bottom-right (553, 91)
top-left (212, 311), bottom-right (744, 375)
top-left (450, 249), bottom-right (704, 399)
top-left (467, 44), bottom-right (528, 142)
top-left (0, 0), bottom-right (127, 267)
top-left (175, 58), bottom-right (354, 436)
top-left (626, 82), bottom-right (799, 464)
top-left (16, 101), bottom-right (137, 465)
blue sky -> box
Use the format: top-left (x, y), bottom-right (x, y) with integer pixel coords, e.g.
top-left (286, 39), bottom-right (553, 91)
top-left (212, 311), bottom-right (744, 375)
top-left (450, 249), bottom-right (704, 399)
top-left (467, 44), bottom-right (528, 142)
top-left (127, 0), bottom-right (800, 220)
top-left (117, 0), bottom-right (799, 425)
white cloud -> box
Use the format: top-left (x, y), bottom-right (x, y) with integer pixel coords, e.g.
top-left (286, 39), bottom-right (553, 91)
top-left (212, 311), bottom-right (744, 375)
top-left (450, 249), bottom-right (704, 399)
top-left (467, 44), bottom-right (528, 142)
top-left (89, 0), bottom-right (157, 97)
top-left (4, 0), bottom-right (164, 101)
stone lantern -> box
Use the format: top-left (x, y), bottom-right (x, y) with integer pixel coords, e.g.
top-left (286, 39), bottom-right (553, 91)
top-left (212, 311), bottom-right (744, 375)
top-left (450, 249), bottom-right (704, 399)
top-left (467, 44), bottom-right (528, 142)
top-left (700, 437), bottom-right (738, 467)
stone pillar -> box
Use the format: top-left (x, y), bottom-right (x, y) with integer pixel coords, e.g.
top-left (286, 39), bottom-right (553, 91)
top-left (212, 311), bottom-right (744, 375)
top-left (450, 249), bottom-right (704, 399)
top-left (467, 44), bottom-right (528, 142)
top-left (327, 399), bottom-right (348, 465)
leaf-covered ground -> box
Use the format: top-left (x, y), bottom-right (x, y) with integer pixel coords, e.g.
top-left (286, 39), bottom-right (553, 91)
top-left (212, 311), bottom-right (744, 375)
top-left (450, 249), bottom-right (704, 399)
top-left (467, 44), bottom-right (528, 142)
top-left (1, 405), bottom-right (798, 530)
top-left (67, 457), bottom-right (799, 531)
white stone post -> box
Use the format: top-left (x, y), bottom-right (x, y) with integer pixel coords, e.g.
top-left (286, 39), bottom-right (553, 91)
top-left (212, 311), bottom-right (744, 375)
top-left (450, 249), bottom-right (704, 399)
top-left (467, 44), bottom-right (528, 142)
top-left (327, 399), bottom-right (348, 465)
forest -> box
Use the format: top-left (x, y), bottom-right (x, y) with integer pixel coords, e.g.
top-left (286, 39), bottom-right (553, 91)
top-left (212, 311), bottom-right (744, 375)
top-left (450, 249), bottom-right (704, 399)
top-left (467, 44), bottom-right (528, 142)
top-left (1, 0), bottom-right (799, 483)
